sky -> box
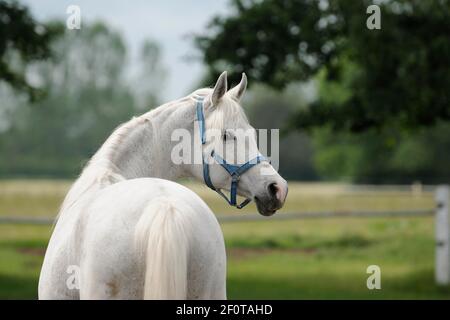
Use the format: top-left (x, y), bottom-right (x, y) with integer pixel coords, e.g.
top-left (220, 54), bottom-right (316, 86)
top-left (21, 0), bottom-right (230, 100)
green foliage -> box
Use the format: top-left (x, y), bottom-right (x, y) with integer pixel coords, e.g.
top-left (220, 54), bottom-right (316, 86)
top-left (311, 56), bottom-right (450, 183)
top-left (0, 0), bottom-right (62, 100)
top-left (243, 84), bottom-right (318, 180)
top-left (313, 122), bottom-right (450, 183)
top-left (0, 21), bottom-right (166, 178)
top-left (195, 0), bottom-right (450, 132)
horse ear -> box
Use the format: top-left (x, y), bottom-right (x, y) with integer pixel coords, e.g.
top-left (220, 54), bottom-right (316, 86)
top-left (228, 73), bottom-right (247, 102)
top-left (211, 71), bottom-right (228, 106)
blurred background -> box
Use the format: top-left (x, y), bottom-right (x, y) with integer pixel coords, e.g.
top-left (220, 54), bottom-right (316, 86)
top-left (0, 0), bottom-right (449, 299)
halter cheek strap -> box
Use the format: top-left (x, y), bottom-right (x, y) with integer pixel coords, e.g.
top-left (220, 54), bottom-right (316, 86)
top-left (196, 97), bottom-right (267, 209)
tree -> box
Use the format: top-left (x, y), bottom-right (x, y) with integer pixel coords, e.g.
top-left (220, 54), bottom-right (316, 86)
top-left (312, 60), bottom-right (450, 183)
top-left (312, 122), bottom-right (450, 183)
top-left (0, 0), bottom-right (61, 100)
top-left (133, 40), bottom-right (168, 110)
top-left (244, 83), bottom-right (319, 180)
top-left (195, 0), bottom-right (450, 132)
top-left (0, 22), bottom-right (167, 177)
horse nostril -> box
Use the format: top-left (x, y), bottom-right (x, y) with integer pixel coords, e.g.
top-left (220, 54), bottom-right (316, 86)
top-left (268, 182), bottom-right (278, 198)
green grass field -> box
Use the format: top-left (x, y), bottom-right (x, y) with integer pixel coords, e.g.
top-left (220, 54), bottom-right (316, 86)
top-left (0, 180), bottom-right (449, 299)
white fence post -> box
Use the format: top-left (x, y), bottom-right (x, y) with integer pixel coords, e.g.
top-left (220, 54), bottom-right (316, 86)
top-left (435, 185), bottom-right (450, 285)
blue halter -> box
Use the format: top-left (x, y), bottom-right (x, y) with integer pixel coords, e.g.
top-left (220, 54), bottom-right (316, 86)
top-left (195, 97), bottom-right (267, 209)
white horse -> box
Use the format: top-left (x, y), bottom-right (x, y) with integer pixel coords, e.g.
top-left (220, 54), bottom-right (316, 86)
top-left (38, 72), bottom-right (288, 299)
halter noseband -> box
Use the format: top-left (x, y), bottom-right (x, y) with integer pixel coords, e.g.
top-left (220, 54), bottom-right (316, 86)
top-left (195, 97), bottom-right (267, 209)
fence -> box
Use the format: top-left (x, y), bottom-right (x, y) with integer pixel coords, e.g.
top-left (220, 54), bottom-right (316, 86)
top-left (0, 185), bottom-right (448, 285)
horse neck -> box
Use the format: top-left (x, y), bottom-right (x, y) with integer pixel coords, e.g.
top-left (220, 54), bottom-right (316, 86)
top-left (96, 96), bottom-right (197, 182)
top-left (61, 96), bottom-right (199, 212)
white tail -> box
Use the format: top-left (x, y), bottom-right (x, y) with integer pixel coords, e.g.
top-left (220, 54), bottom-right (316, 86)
top-left (134, 196), bottom-right (191, 299)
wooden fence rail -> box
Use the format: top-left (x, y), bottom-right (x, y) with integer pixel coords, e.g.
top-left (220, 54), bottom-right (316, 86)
top-left (0, 209), bottom-right (434, 225)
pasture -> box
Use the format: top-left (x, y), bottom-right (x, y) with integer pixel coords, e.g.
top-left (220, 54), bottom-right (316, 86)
top-left (0, 180), bottom-right (449, 299)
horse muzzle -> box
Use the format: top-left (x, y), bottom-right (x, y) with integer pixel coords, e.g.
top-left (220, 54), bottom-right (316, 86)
top-left (254, 179), bottom-right (288, 216)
